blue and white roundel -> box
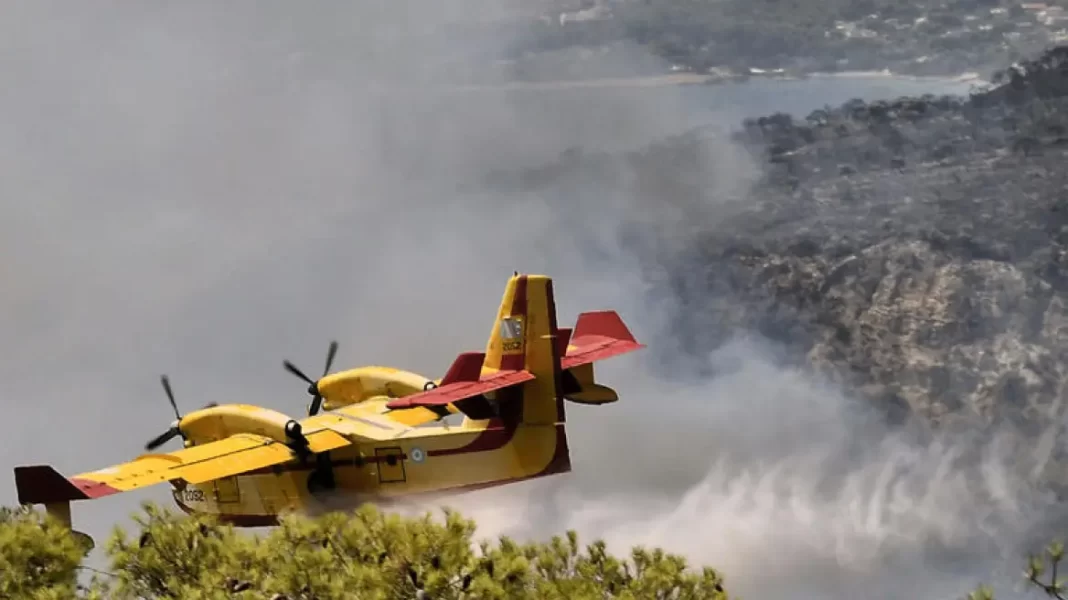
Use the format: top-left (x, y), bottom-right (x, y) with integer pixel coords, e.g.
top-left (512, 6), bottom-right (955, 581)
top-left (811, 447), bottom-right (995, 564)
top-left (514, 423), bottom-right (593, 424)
top-left (409, 447), bottom-right (426, 464)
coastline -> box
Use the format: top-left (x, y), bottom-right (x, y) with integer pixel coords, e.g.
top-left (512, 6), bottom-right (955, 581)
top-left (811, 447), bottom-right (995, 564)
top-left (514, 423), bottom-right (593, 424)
top-left (425, 67), bottom-right (990, 94)
top-left (799, 69), bottom-right (987, 85)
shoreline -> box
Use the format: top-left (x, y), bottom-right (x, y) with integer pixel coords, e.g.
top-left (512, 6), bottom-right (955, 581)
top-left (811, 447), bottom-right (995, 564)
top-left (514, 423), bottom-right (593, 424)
top-left (798, 69), bottom-right (986, 85)
top-left (422, 68), bottom-right (990, 94)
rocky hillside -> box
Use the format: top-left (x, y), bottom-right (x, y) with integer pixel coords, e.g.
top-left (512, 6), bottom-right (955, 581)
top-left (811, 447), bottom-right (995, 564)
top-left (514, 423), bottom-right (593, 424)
top-left (646, 46), bottom-right (1068, 459)
top-left (488, 47), bottom-right (1068, 452)
top-left (661, 48), bottom-right (1068, 430)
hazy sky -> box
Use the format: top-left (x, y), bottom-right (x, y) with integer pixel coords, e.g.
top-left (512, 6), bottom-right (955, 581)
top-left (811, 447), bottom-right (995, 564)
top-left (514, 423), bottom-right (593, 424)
top-left (0, 0), bottom-right (733, 560)
top-left (0, 4), bottom-right (1050, 599)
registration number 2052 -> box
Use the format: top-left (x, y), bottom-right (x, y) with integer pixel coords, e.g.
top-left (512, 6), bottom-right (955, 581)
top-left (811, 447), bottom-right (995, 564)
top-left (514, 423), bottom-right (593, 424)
top-left (178, 488), bottom-right (206, 503)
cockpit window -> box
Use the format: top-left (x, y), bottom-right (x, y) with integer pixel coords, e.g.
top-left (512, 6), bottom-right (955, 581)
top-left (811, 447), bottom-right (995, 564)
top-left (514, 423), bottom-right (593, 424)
top-left (499, 317), bottom-right (523, 340)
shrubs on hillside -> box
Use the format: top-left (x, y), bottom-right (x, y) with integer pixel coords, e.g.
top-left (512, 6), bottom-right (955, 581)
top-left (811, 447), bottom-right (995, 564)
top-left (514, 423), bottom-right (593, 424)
top-left (0, 502), bottom-right (729, 599)
top-left (0, 506), bottom-right (87, 599)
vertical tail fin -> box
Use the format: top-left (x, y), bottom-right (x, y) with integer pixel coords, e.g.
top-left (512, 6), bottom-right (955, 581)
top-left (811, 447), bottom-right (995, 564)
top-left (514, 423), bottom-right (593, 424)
top-left (483, 272), bottom-right (565, 426)
top-left (471, 273), bottom-right (643, 425)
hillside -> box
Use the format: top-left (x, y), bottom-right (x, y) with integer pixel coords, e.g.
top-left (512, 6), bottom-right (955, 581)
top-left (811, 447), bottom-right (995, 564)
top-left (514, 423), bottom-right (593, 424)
top-left (664, 47), bottom-right (1068, 437)
top-left (484, 47), bottom-right (1068, 488)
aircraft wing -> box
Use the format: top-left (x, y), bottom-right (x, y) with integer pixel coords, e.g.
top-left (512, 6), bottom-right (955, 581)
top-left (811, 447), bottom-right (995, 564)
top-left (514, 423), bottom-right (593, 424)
top-left (560, 310), bottom-right (645, 369)
top-left (384, 351), bottom-right (534, 410)
top-left (311, 395), bottom-right (456, 429)
top-left (354, 399), bottom-right (459, 428)
top-left (14, 428), bottom-right (351, 505)
top-left (304, 399), bottom-right (441, 435)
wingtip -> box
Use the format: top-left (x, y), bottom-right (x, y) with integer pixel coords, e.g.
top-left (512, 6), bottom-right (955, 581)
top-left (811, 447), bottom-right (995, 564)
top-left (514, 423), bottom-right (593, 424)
top-left (14, 465), bottom-right (120, 504)
top-left (571, 310), bottom-right (639, 344)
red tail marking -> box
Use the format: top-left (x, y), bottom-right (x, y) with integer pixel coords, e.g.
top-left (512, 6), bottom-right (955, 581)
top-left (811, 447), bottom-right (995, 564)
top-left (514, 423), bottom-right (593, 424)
top-left (439, 352), bottom-right (486, 385)
top-left (545, 279), bottom-right (566, 423)
top-left (554, 327), bottom-right (573, 359)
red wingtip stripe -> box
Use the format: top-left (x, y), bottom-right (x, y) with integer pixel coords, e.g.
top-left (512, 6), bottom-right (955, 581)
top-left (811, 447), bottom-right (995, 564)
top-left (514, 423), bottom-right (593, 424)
top-left (69, 478), bottom-right (122, 499)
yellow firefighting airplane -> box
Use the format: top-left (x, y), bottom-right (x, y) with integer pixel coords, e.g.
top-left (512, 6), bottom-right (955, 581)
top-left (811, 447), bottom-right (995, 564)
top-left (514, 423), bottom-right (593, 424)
top-left (13, 273), bottom-right (643, 539)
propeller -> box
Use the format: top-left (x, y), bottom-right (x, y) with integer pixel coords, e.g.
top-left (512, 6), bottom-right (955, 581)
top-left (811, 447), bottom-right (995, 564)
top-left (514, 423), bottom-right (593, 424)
top-left (283, 341), bottom-right (338, 416)
top-left (144, 375), bottom-right (183, 451)
top-left (144, 375), bottom-right (218, 451)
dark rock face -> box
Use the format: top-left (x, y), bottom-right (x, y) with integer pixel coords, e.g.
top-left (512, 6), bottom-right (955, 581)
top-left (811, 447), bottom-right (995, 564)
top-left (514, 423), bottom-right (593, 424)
top-left (738, 239), bottom-right (1066, 425)
top-left (664, 230), bottom-right (1066, 424)
top-left (658, 47), bottom-right (1068, 436)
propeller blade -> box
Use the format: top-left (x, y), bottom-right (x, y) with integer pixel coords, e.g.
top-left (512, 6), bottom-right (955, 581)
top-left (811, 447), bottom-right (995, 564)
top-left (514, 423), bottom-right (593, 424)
top-left (145, 427), bottom-right (181, 451)
top-left (283, 360), bottom-right (315, 385)
top-left (160, 375), bottom-right (180, 421)
top-left (290, 341), bottom-right (340, 417)
top-left (322, 341), bottom-right (338, 378)
top-left (309, 394), bottom-right (324, 416)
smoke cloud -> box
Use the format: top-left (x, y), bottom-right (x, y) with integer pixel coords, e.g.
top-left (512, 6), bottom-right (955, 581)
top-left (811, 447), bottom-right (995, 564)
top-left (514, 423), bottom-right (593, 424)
top-left (0, 3), bottom-right (1052, 599)
top-left (443, 342), bottom-right (1067, 600)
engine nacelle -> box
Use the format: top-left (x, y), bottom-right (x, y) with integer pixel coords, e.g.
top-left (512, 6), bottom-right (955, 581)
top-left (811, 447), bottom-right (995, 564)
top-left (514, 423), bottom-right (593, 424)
top-left (317, 366), bottom-right (436, 411)
top-left (178, 404), bottom-right (304, 446)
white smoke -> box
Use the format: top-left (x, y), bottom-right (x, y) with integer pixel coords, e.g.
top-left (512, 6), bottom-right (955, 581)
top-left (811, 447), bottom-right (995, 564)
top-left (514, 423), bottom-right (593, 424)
top-left (0, 4), bottom-right (1051, 600)
top-left (416, 342), bottom-right (1064, 599)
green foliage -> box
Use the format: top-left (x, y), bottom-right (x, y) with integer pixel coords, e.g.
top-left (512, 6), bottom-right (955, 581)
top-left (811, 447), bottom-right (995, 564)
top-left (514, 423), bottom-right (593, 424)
top-left (1022, 540), bottom-right (1068, 599)
top-left (0, 506), bottom-right (91, 600)
top-left (1, 501), bottom-right (729, 599)
top-left (969, 539), bottom-right (1068, 599)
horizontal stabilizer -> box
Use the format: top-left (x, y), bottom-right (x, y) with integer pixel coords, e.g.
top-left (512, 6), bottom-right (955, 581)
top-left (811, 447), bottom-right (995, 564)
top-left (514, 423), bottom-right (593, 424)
top-left (565, 382), bottom-right (619, 405)
top-left (561, 310), bottom-right (644, 369)
top-left (385, 367), bottom-right (534, 410)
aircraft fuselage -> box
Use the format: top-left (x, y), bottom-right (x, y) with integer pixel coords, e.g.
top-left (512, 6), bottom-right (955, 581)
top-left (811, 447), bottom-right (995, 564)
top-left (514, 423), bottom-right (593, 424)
top-left (170, 417), bottom-right (570, 525)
